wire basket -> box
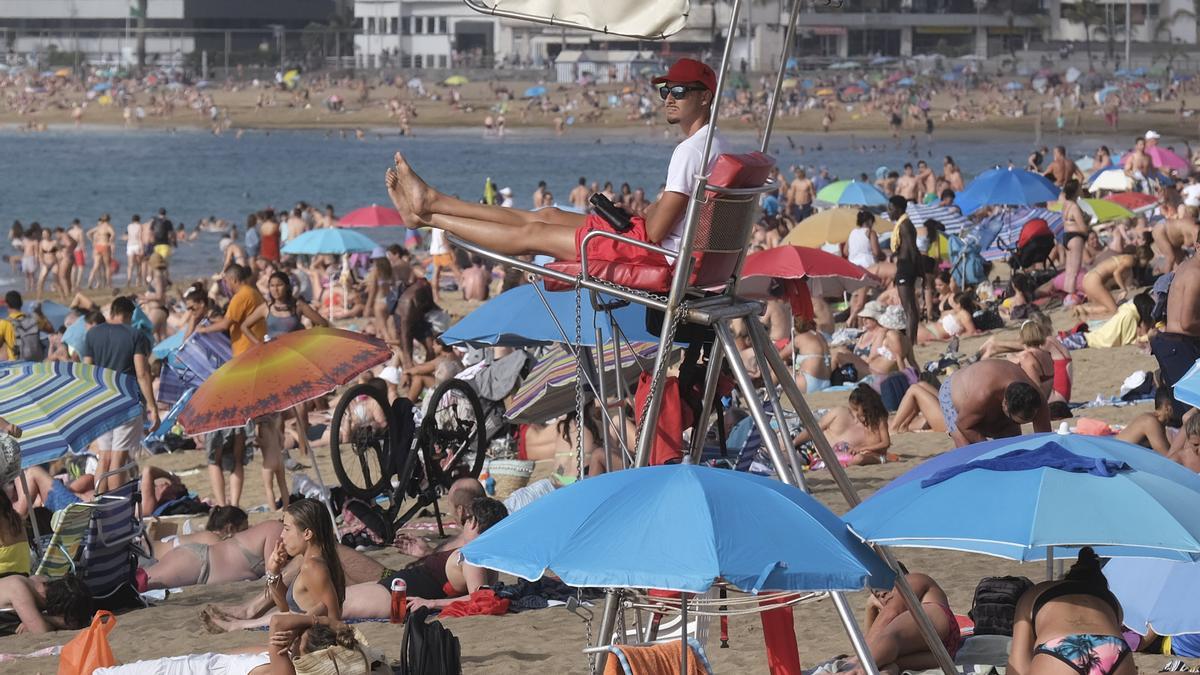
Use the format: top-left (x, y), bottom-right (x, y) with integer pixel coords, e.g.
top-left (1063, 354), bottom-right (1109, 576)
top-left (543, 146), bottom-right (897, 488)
top-left (487, 459), bottom-right (535, 500)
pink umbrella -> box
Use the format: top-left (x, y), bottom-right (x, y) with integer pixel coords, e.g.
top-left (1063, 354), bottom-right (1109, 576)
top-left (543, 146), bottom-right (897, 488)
top-left (337, 204), bottom-right (405, 228)
top-left (740, 245), bottom-right (879, 299)
top-left (1120, 147), bottom-right (1189, 172)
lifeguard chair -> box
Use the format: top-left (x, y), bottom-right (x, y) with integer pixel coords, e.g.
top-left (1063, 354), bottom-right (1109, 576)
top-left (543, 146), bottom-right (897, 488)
top-left (447, 2), bottom-right (959, 674)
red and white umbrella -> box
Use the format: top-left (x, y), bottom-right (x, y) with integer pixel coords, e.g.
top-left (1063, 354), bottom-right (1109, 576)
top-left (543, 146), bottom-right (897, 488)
top-left (740, 246), bottom-right (879, 317)
top-left (337, 204), bottom-right (405, 228)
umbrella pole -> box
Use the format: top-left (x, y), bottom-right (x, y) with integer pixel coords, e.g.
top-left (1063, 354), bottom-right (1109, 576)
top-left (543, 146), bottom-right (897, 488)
top-left (594, 589), bottom-right (620, 674)
top-left (1046, 546), bottom-right (1055, 581)
top-left (754, 321), bottom-right (960, 675)
top-left (327, 271), bottom-right (335, 324)
top-left (834, 589), bottom-right (882, 675)
top-left (296, 424), bottom-right (339, 530)
top-left (680, 594), bottom-right (689, 675)
top-left (16, 471), bottom-right (42, 557)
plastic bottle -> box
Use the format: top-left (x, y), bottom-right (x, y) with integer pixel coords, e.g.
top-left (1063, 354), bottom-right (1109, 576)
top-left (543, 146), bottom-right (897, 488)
top-left (390, 578), bottom-right (407, 623)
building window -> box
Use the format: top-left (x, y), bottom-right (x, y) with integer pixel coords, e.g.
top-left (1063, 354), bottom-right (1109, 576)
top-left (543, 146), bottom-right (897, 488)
top-left (416, 17), bottom-right (426, 34)
top-left (367, 17), bottom-right (376, 34)
top-left (390, 17), bottom-right (398, 34)
top-left (438, 54), bottom-right (447, 67)
top-left (1148, 2), bottom-right (1159, 17)
top-left (401, 17), bottom-right (410, 35)
top-left (415, 54), bottom-right (423, 68)
top-left (439, 17), bottom-right (448, 34)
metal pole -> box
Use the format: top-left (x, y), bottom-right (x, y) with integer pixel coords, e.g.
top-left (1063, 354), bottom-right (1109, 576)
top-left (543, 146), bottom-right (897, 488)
top-left (224, 31), bottom-right (230, 75)
top-left (714, 322), bottom-right (797, 488)
top-left (680, 595), bottom-right (689, 674)
top-left (593, 325), bottom-right (612, 475)
top-left (595, 589), bottom-right (620, 673)
top-left (757, 333), bottom-right (958, 675)
top-left (1046, 546), bottom-right (1055, 581)
top-left (745, 321), bottom-right (809, 488)
top-left (1124, 0), bottom-right (1131, 70)
top-left (633, 0), bottom-right (743, 468)
top-left (686, 346), bottom-right (726, 463)
top-left (760, 0), bottom-right (803, 153)
top-left (833, 590), bottom-right (883, 675)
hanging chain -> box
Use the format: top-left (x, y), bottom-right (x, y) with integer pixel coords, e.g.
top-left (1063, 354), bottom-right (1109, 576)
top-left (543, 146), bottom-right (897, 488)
top-left (581, 588), bottom-right (596, 675)
top-left (574, 277), bottom-right (586, 480)
top-left (615, 593), bottom-right (628, 645)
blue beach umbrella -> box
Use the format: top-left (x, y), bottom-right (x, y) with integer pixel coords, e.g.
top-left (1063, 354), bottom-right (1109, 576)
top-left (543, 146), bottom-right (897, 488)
top-left (523, 85), bottom-right (547, 98)
top-left (463, 464), bottom-right (895, 593)
top-left (1171, 359), bottom-right (1200, 409)
top-left (846, 433), bottom-right (1200, 562)
top-left (954, 167), bottom-right (1059, 216)
top-left (1004, 81), bottom-right (1024, 91)
top-left (1105, 557), bottom-right (1200, 636)
top-left (0, 361), bottom-right (142, 468)
top-left (815, 180), bottom-right (889, 207)
top-left (440, 281), bottom-right (662, 348)
top-left (895, 77), bottom-right (915, 87)
top-left (281, 228), bottom-right (377, 256)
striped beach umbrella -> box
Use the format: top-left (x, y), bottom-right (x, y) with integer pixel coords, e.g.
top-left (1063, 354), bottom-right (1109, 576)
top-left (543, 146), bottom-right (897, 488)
top-left (506, 342), bottom-right (659, 425)
top-left (975, 207), bottom-right (1064, 261)
top-left (0, 361), bottom-right (142, 468)
top-left (905, 203), bottom-right (971, 234)
top-left (815, 180), bottom-right (888, 207)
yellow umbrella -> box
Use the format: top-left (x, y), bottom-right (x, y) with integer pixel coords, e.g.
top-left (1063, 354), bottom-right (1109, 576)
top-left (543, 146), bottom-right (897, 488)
top-left (54, 68), bottom-right (71, 78)
top-left (444, 75), bottom-right (469, 86)
top-left (814, 88), bottom-right (835, 97)
top-left (782, 78), bottom-right (798, 89)
top-left (783, 208), bottom-right (890, 248)
top-left (97, 95), bottom-right (113, 106)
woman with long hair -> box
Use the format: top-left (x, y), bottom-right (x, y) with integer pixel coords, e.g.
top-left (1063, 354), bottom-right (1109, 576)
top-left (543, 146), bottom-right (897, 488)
top-left (1009, 547), bottom-right (1133, 675)
top-left (0, 483), bottom-right (30, 577)
top-left (363, 257), bottom-right (396, 342)
top-left (266, 499), bottom-right (345, 619)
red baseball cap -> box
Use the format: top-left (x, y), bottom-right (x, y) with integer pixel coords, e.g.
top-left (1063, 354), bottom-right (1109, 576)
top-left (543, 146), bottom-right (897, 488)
top-left (652, 58), bottom-right (717, 92)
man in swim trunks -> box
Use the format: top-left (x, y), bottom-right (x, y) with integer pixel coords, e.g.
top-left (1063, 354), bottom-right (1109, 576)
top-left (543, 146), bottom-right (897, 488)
top-left (67, 218), bottom-right (86, 293)
top-left (383, 57), bottom-right (724, 265)
top-left (939, 359), bottom-right (1050, 447)
top-left (787, 167), bottom-right (815, 223)
top-left (1152, 254), bottom-right (1200, 421)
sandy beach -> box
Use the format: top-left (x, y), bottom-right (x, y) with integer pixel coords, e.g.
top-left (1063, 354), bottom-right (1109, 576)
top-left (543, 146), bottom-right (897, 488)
top-left (0, 293), bottom-right (1187, 674)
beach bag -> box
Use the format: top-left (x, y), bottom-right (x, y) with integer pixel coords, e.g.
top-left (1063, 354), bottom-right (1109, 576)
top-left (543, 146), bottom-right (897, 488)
top-left (58, 610), bottom-right (117, 675)
top-left (12, 313), bottom-right (44, 361)
top-left (968, 576), bottom-right (1033, 637)
top-left (397, 606), bottom-right (461, 675)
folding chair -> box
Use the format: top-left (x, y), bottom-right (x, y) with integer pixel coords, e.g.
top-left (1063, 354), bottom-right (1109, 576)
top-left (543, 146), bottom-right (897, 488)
top-left (32, 501), bottom-right (93, 578)
top-left (78, 463), bottom-right (149, 609)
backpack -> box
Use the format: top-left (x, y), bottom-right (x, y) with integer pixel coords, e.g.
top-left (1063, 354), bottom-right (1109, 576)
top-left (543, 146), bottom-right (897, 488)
top-left (968, 575), bottom-right (1033, 637)
top-left (397, 606), bottom-right (461, 675)
top-left (11, 314), bottom-right (44, 361)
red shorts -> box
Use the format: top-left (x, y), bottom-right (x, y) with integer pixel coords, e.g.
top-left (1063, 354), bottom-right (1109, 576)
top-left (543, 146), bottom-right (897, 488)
top-left (573, 213), bottom-right (668, 266)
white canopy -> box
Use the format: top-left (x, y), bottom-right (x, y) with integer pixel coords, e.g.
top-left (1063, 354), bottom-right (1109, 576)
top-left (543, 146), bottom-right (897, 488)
top-left (464, 0), bottom-right (690, 39)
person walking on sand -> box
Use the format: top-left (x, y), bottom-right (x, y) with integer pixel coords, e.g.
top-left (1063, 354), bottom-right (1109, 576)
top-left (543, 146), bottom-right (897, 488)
top-left (383, 58), bottom-right (725, 264)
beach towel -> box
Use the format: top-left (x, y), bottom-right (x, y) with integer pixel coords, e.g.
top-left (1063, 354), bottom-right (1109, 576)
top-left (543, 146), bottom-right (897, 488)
top-left (439, 589), bottom-right (510, 618)
top-left (761, 601), bottom-right (803, 675)
top-left (603, 639), bottom-right (711, 675)
top-left (634, 373), bottom-right (684, 466)
top-left (920, 442), bottom-right (1129, 488)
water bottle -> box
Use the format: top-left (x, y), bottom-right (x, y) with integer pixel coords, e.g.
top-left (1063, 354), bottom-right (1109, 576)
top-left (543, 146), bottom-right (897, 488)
top-left (390, 578), bottom-right (407, 623)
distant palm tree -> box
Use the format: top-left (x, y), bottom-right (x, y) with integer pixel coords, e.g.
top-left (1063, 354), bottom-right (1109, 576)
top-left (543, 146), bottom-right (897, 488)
top-left (1062, 0), bottom-right (1105, 66)
top-left (1153, 7), bottom-right (1197, 42)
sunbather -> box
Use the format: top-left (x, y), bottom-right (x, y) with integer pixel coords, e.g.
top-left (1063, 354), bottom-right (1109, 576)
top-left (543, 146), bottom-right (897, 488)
top-left (393, 477), bottom-right (482, 557)
top-left (138, 516), bottom-right (282, 591)
top-left (0, 573), bottom-right (93, 633)
top-left (793, 385), bottom-right (892, 466)
top-left (1167, 413), bottom-right (1200, 472)
top-left (9, 465), bottom-right (92, 516)
top-left (1008, 547), bottom-right (1133, 675)
top-left (140, 464), bottom-right (190, 515)
top-left (844, 569), bottom-right (961, 675)
top-left (1115, 387), bottom-right (1174, 456)
top-left (341, 497), bottom-right (508, 618)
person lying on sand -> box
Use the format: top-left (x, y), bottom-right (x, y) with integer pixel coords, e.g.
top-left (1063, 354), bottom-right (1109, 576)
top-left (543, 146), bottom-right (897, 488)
top-left (0, 573), bottom-right (93, 634)
top-left (341, 497), bottom-right (508, 618)
top-left (793, 384), bottom-right (892, 467)
top-left (137, 514), bottom-right (282, 591)
top-left (1167, 413), bottom-right (1200, 473)
top-left (393, 477), bottom-right (483, 558)
top-left (891, 360), bottom-right (1050, 446)
top-left (1115, 388), bottom-right (1175, 456)
top-left (8, 465), bottom-right (92, 516)
top-left (202, 544), bottom-right (387, 632)
top-left (844, 568), bottom-right (961, 675)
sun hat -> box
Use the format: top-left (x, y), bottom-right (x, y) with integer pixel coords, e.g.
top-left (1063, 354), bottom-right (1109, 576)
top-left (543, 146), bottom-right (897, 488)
top-left (879, 304), bottom-right (908, 331)
top-left (859, 300), bottom-right (885, 321)
top-left (370, 245), bottom-right (386, 260)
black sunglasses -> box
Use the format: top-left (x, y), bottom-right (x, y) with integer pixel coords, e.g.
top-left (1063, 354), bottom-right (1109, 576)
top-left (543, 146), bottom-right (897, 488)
top-left (658, 84), bottom-right (706, 101)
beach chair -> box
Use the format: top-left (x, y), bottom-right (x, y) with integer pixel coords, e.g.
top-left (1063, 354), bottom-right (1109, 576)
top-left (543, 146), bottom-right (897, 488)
top-left (76, 463), bottom-right (149, 609)
top-left (32, 501), bottom-right (94, 578)
top-left (587, 637), bottom-right (713, 675)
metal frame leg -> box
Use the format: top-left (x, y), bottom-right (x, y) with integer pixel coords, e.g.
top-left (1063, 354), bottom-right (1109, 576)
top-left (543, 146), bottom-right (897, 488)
top-left (595, 589), bottom-right (620, 673)
top-left (755, 332), bottom-right (959, 675)
top-left (686, 344), bottom-right (725, 463)
top-left (745, 320), bottom-right (809, 488)
top-left (714, 322), bottom-right (797, 489)
top-left (833, 590), bottom-right (882, 675)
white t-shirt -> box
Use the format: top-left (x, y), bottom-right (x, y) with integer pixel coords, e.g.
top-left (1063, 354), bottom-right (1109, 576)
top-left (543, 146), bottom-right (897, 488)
top-left (661, 124), bottom-right (725, 254)
top-left (126, 223), bottom-right (142, 250)
top-left (1182, 183), bottom-right (1200, 208)
top-left (429, 228), bottom-right (449, 255)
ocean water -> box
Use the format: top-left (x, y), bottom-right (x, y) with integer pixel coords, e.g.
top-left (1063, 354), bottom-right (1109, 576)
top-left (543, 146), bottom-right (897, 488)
top-left (0, 125), bottom-right (1121, 285)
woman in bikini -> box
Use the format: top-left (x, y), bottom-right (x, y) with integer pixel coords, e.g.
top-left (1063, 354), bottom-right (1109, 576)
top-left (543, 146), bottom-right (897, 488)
top-left (978, 312), bottom-right (1072, 404)
top-left (35, 229), bottom-right (60, 301)
top-left (793, 384), bottom-right (892, 467)
top-left (845, 569), bottom-right (961, 675)
top-left (1058, 179), bottom-right (1091, 303)
top-left (791, 315), bottom-right (832, 393)
top-left (1013, 320), bottom-right (1056, 403)
top-left (832, 301), bottom-right (913, 382)
top-left (1009, 548), bottom-right (1134, 675)
top-left (266, 499), bottom-right (345, 621)
top-left (918, 291), bottom-right (980, 343)
top-left (139, 510), bottom-right (281, 591)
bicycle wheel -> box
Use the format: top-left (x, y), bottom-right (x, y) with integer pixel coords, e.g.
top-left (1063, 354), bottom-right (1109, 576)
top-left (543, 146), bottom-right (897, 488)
top-left (420, 378), bottom-right (487, 483)
top-left (331, 383), bottom-right (397, 501)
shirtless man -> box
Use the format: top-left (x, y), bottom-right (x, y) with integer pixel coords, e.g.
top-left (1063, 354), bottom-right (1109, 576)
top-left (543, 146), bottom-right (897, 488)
top-left (1151, 255), bottom-right (1200, 421)
top-left (895, 164), bottom-right (920, 202)
top-left (788, 168), bottom-right (815, 223)
top-left (1123, 136), bottom-right (1154, 191)
top-left (1043, 145), bottom-right (1085, 187)
top-left (1152, 201), bottom-right (1198, 271)
top-left (287, 207), bottom-right (308, 242)
top-left (1116, 388), bottom-right (1175, 456)
top-left (86, 214), bottom-right (116, 289)
top-left (569, 177), bottom-right (590, 210)
top-left (629, 188), bottom-right (650, 215)
top-left (459, 254), bottom-right (491, 302)
top-left (910, 359), bottom-right (1050, 447)
top-left (67, 219), bottom-right (86, 292)
top-left (1168, 413), bottom-right (1200, 472)
top-left (35, 229), bottom-right (60, 301)
top-left (942, 156), bottom-right (965, 192)
top-left (915, 160), bottom-right (937, 200)
top-left (1059, 180), bottom-right (1090, 299)
top-left (394, 478), bottom-right (483, 557)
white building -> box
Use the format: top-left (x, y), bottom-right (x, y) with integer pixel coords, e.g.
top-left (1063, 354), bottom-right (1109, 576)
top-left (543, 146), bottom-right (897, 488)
top-left (353, 0), bottom-right (500, 68)
top-left (1054, 0), bottom-right (1196, 46)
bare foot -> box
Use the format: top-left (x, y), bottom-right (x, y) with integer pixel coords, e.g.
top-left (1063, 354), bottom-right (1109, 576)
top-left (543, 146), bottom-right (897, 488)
top-left (392, 152), bottom-right (435, 223)
top-left (200, 607), bottom-right (228, 634)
